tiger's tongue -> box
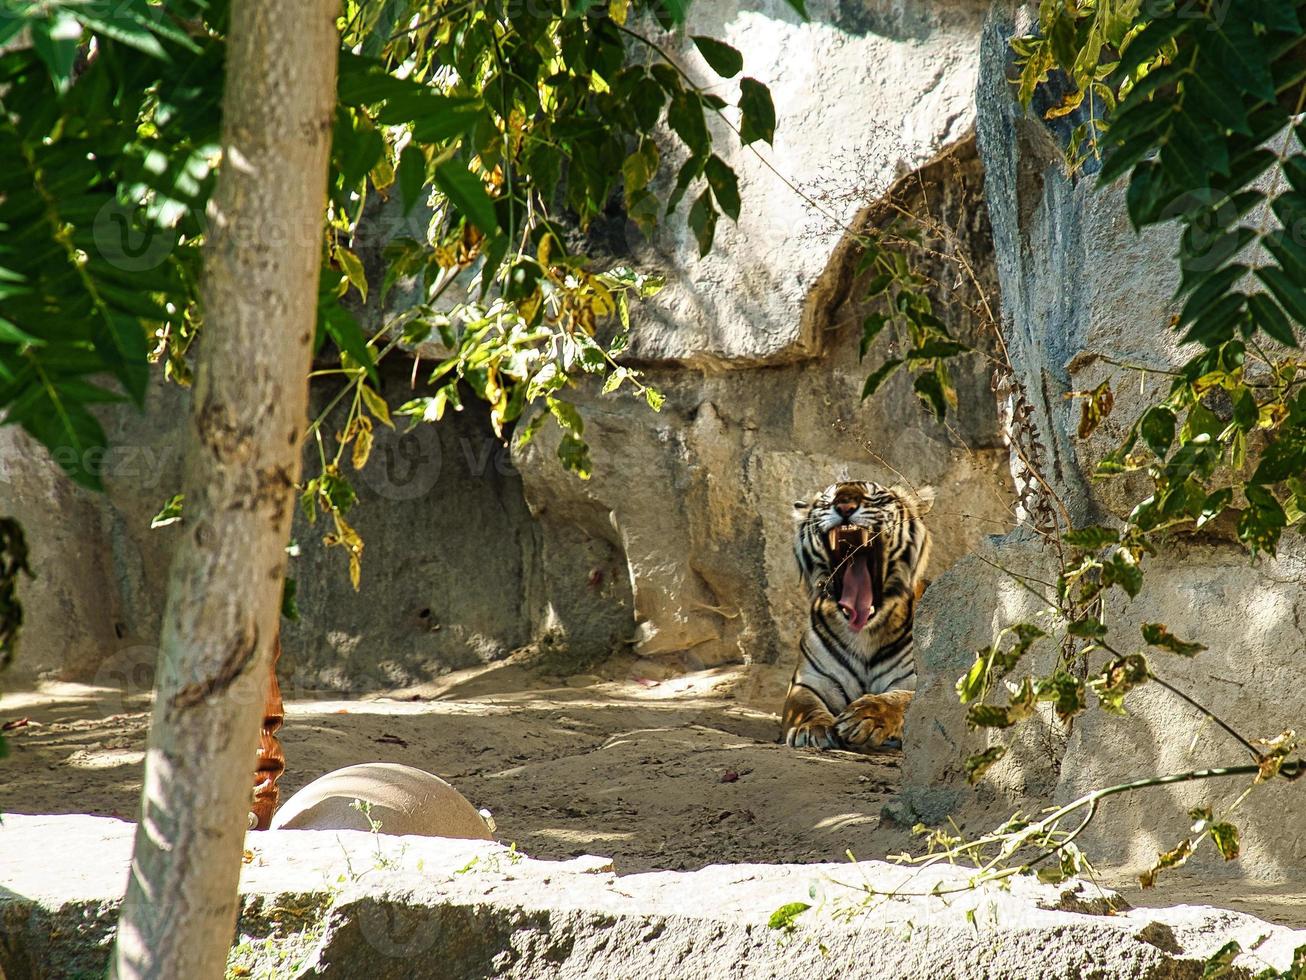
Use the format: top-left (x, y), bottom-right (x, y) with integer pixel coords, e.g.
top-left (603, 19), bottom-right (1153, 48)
top-left (839, 550), bottom-right (875, 632)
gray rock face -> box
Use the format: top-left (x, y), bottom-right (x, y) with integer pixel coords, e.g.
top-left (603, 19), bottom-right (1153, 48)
top-left (0, 358), bottom-right (537, 694)
top-left (901, 533), bottom-right (1306, 880)
top-left (280, 363), bottom-right (535, 691)
top-left (510, 0), bottom-right (1014, 669)
top-left (897, 3), bottom-right (1306, 885)
top-left (0, 378), bottom-right (186, 687)
top-left (612, 0), bottom-right (988, 367)
top-left (516, 133), bottom-right (1014, 669)
top-left (3, 814), bottom-right (1304, 979)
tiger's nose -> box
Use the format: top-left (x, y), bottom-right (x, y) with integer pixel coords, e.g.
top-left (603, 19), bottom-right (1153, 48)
top-left (835, 502), bottom-right (858, 519)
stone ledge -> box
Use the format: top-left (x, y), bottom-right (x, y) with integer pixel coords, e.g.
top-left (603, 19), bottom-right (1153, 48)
top-left (1, 814), bottom-right (1302, 978)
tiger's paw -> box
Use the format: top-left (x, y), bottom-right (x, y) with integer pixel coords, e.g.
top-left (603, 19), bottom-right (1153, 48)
top-left (833, 690), bottom-right (912, 751)
top-left (784, 716), bottom-right (841, 750)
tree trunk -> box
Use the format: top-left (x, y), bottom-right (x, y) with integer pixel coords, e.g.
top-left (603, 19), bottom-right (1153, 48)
top-left (110, 3), bottom-right (339, 977)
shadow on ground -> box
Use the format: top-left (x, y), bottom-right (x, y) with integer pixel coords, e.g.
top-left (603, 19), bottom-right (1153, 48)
top-left (0, 658), bottom-right (910, 874)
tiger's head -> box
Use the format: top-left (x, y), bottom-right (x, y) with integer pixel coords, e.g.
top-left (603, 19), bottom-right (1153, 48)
top-left (792, 481), bottom-right (934, 633)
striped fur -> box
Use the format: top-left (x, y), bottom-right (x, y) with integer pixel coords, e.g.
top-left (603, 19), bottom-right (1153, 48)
top-left (782, 480), bottom-right (934, 751)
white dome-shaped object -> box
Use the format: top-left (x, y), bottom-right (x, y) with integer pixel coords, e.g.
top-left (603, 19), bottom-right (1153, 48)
top-left (270, 762), bottom-right (494, 841)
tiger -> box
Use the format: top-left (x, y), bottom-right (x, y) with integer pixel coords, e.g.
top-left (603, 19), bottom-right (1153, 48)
top-left (782, 480), bottom-right (934, 751)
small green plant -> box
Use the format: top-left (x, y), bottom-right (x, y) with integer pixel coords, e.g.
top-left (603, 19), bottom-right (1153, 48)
top-left (348, 798), bottom-right (405, 873)
top-left (225, 893), bottom-right (336, 980)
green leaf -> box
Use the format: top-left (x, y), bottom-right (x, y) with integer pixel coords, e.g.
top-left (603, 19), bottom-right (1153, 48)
top-left (861, 358), bottom-right (903, 400)
top-left (906, 339), bottom-right (971, 362)
top-left (547, 398), bottom-right (584, 435)
top-left (1101, 550), bottom-right (1143, 598)
top-left (150, 493), bottom-right (185, 529)
top-left (966, 679), bottom-right (1036, 729)
top-left (703, 156), bottom-right (741, 222)
top-left (1063, 525), bottom-right (1120, 550)
top-left (1067, 617), bottom-right (1108, 639)
top-left (768, 902), bottom-right (811, 932)
top-left (1238, 484), bottom-right (1287, 553)
top-left (964, 746), bottom-right (1006, 785)
top-left (913, 371), bottom-right (948, 421)
top-left (281, 576), bottom-right (300, 623)
top-left (691, 36), bottom-right (743, 78)
top-left (1231, 387), bottom-right (1259, 431)
top-left (623, 141), bottom-right (659, 195)
top-left (19, 391), bottom-right (108, 491)
top-left (1248, 290), bottom-right (1300, 348)
top-left (1182, 71), bottom-right (1250, 136)
top-left (557, 432), bottom-right (592, 479)
top-left (1196, 487), bottom-right (1233, 529)
top-left (30, 11), bottom-right (81, 92)
top-left (1251, 435), bottom-right (1306, 485)
top-left (956, 653), bottom-right (989, 704)
top-left (859, 314), bottom-right (888, 361)
top-left (1092, 654), bottom-right (1150, 716)
top-left (738, 78), bottom-right (775, 146)
top-left (1204, 13), bottom-right (1276, 102)
top-left (336, 246), bottom-right (368, 304)
top-left (688, 189), bottom-right (717, 256)
top-left (92, 313), bottom-right (149, 406)
top-left (0, 316), bottom-right (41, 346)
top-left (1139, 405), bottom-right (1176, 458)
top-left (667, 91), bottom-right (709, 159)
top-left (1140, 622), bottom-right (1207, 657)
top-left (1139, 837), bottom-right (1193, 889)
top-left (360, 384), bottom-right (393, 428)
top-left (434, 160), bottom-right (497, 235)
top-left (321, 303), bottom-right (378, 383)
top-left (628, 71), bottom-right (667, 131)
top-left (1256, 266), bottom-right (1306, 332)
top-left (76, 8), bottom-right (169, 60)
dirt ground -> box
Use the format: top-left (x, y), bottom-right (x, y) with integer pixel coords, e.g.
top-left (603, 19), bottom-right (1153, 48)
top-left (0, 655), bottom-right (912, 874)
top-left (4, 654), bottom-right (1304, 930)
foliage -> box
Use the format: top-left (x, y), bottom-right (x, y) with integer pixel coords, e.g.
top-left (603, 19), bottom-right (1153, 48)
top-left (0, 0), bottom-right (216, 490)
top-left (853, 216), bottom-right (973, 420)
top-left (0, 0), bottom-right (787, 585)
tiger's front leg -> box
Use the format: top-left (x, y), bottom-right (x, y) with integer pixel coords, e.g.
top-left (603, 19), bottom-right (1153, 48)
top-left (782, 684), bottom-right (841, 750)
top-left (833, 690), bottom-right (912, 750)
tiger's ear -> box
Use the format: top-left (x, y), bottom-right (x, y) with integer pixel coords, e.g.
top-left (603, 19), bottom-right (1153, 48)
top-left (894, 484), bottom-right (935, 514)
top-left (792, 499), bottom-right (812, 519)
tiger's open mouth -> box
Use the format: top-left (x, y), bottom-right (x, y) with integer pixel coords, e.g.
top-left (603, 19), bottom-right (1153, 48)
top-left (827, 525), bottom-right (882, 633)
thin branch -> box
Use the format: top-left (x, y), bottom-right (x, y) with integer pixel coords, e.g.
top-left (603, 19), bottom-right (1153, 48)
top-left (1146, 670), bottom-right (1263, 763)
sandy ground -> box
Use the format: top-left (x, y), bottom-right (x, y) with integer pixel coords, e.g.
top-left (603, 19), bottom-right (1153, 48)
top-left (0, 657), bottom-right (911, 874)
top-left (3, 655), bottom-right (1303, 929)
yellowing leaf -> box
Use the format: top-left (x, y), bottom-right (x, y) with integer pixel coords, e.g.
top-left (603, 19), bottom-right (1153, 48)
top-left (360, 384), bottom-right (393, 428)
top-left (336, 246), bottom-right (368, 303)
top-left (352, 419), bottom-right (374, 470)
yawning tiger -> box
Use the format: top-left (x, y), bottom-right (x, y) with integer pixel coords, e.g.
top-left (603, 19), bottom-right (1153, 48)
top-left (782, 480), bottom-right (933, 751)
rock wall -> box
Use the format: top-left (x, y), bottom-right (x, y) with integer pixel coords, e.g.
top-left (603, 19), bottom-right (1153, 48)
top-left (514, 0), bottom-right (1012, 670)
top-left (898, 2), bottom-right (1306, 883)
top-left (2, 0), bottom-right (1012, 690)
